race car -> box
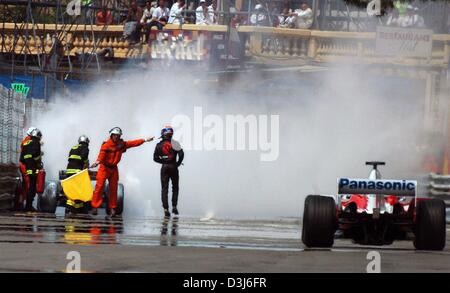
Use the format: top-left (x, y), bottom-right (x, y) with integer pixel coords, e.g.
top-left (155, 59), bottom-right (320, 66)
top-left (302, 161), bottom-right (446, 250)
top-left (36, 170), bottom-right (125, 216)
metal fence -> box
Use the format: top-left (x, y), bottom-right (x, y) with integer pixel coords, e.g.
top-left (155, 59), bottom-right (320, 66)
top-left (0, 84), bottom-right (47, 165)
top-left (0, 85), bottom-right (26, 165)
top-left (428, 173), bottom-right (450, 206)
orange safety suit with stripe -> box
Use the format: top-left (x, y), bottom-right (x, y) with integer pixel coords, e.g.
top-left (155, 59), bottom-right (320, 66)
top-left (91, 138), bottom-right (145, 209)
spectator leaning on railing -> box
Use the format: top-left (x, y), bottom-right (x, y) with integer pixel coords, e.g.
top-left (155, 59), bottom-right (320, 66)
top-left (250, 4), bottom-right (269, 26)
top-left (292, 2), bottom-right (313, 29)
top-left (196, 0), bottom-right (210, 25)
top-left (149, 0), bottom-right (170, 29)
top-left (278, 7), bottom-right (296, 28)
top-left (141, 0), bottom-right (157, 25)
top-left (141, 0), bottom-right (157, 41)
top-left (208, 0), bottom-right (218, 25)
top-left (168, 0), bottom-right (186, 24)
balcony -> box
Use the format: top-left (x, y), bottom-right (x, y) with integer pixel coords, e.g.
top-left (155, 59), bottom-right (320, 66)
top-left (1, 22), bottom-right (449, 68)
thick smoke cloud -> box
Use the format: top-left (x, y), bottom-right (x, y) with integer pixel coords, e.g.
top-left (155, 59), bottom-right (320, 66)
top-left (33, 63), bottom-right (426, 220)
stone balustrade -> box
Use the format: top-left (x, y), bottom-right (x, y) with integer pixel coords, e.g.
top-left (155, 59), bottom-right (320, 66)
top-left (1, 23), bottom-right (449, 67)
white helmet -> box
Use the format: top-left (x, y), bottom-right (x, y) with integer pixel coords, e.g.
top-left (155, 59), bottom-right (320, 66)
top-left (30, 128), bottom-right (42, 139)
top-left (109, 127), bottom-right (123, 137)
top-left (26, 126), bottom-right (37, 136)
top-left (78, 135), bottom-right (90, 144)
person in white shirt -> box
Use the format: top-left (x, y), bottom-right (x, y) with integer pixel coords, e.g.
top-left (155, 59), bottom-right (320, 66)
top-left (168, 0), bottom-right (186, 24)
top-left (278, 7), bottom-right (295, 28)
top-left (208, 0), bottom-right (218, 25)
top-left (141, 0), bottom-right (157, 41)
top-left (250, 4), bottom-right (269, 26)
top-left (196, 0), bottom-right (210, 25)
top-left (293, 3), bottom-right (313, 29)
top-left (399, 6), bottom-right (425, 28)
top-left (149, 0), bottom-right (170, 30)
top-left (141, 0), bottom-right (157, 25)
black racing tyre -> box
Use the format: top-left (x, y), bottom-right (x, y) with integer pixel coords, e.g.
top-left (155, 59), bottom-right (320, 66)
top-left (37, 181), bottom-right (59, 213)
top-left (414, 199), bottom-right (446, 250)
top-left (105, 183), bottom-right (125, 216)
top-left (302, 195), bottom-right (337, 248)
top-left (115, 183), bottom-right (125, 215)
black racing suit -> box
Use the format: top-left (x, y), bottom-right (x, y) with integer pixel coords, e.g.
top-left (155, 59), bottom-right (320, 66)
top-left (65, 142), bottom-right (90, 213)
top-left (19, 137), bottom-right (42, 211)
top-left (153, 138), bottom-right (184, 210)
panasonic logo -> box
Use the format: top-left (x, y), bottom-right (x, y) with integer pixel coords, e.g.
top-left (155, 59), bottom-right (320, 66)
top-left (339, 178), bottom-right (415, 191)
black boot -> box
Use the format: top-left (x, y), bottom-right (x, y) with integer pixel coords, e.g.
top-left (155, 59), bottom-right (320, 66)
top-left (172, 206), bottom-right (179, 216)
top-left (164, 209), bottom-right (171, 218)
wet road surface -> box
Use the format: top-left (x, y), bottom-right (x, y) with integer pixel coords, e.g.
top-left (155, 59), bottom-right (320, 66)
top-left (0, 211), bottom-right (449, 272)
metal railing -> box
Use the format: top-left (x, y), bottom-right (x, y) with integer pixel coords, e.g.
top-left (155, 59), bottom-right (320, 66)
top-left (428, 173), bottom-right (450, 206)
top-left (0, 84), bottom-right (48, 165)
top-left (0, 84), bottom-right (26, 165)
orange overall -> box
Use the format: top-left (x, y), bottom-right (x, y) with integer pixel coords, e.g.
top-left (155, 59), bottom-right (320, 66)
top-left (91, 138), bottom-right (145, 209)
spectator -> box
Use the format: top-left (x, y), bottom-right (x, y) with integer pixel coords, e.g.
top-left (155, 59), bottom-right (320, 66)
top-left (278, 7), bottom-right (295, 28)
top-left (96, 5), bottom-right (113, 26)
top-left (293, 3), bottom-right (313, 29)
top-left (117, 0), bottom-right (129, 23)
top-left (168, 0), bottom-right (186, 24)
top-left (123, 0), bottom-right (143, 44)
top-left (141, 0), bottom-right (157, 41)
top-left (402, 6), bottom-right (425, 28)
top-left (208, 0), bottom-right (218, 25)
top-left (386, 8), bottom-right (400, 26)
top-left (81, 0), bottom-right (95, 24)
top-left (386, 5), bottom-right (425, 28)
top-left (196, 0), bottom-right (210, 25)
top-left (141, 1), bottom-right (157, 26)
top-left (229, 6), bottom-right (242, 27)
top-left (149, 0), bottom-right (170, 30)
top-left (250, 4), bottom-right (269, 26)
top-left (394, 0), bottom-right (408, 17)
top-left (268, 1), bottom-right (280, 27)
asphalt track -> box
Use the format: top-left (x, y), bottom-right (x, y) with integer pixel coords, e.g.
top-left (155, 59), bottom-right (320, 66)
top-left (0, 210), bottom-right (449, 273)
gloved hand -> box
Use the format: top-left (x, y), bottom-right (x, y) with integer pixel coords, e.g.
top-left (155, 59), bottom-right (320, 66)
top-left (145, 136), bottom-right (155, 142)
top-left (90, 161), bottom-right (100, 168)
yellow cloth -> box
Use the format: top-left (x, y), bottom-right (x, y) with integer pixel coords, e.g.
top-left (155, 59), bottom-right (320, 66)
top-left (61, 169), bottom-right (93, 202)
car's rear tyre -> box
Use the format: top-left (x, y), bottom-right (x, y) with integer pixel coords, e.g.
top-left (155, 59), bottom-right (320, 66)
top-left (414, 199), bottom-right (446, 250)
top-left (105, 183), bottom-right (124, 216)
top-left (302, 195), bottom-right (337, 248)
top-left (37, 181), bottom-right (58, 213)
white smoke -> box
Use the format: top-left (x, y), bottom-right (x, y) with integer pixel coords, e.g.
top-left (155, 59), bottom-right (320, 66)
top-left (33, 63), bottom-right (427, 220)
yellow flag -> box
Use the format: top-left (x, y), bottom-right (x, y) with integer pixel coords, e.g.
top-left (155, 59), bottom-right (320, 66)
top-left (61, 169), bottom-right (93, 202)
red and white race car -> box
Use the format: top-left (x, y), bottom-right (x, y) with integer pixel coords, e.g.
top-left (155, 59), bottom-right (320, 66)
top-left (302, 161), bottom-right (446, 250)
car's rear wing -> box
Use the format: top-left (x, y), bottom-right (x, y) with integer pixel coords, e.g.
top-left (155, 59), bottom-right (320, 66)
top-left (337, 178), bottom-right (417, 196)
